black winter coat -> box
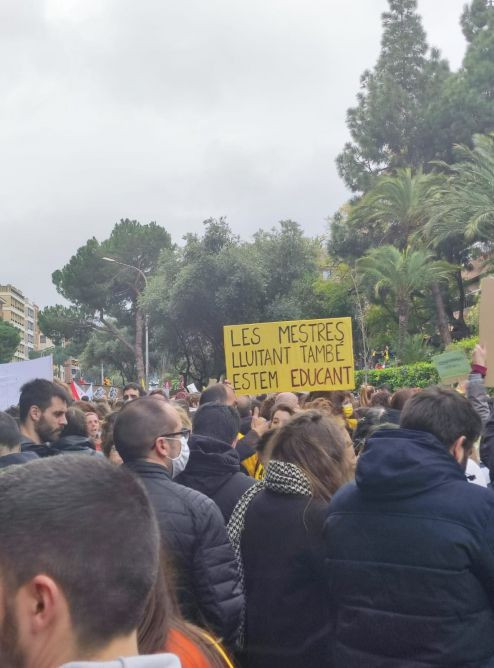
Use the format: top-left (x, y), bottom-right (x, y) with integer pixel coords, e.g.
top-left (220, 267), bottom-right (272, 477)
top-left (240, 490), bottom-right (331, 668)
top-left (53, 435), bottom-right (102, 456)
top-left (124, 459), bottom-right (243, 646)
top-left (20, 435), bottom-right (59, 458)
top-left (176, 433), bottom-right (255, 522)
top-left (325, 428), bottom-right (494, 668)
top-left (0, 451), bottom-right (38, 469)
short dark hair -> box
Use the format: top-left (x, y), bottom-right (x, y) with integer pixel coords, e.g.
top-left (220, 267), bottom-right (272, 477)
top-left (400, 386), bottom-right (482, 450)
top-left (114, 397), bottom-right (173, 461)
top-left (199, 383), bottom-right (228, 406)
top-left (60, 407), bottom-right (89, 438)
top-left (19, 379), bottom-right (71, 423)
top-left (123, 382), bottom-right (146, 397)
top-left (0, 457), bottom-right (159, 651)
top-left (0, 411), bottom-right (21, 450)
top-left (193, 402), bottom-right (240, 444)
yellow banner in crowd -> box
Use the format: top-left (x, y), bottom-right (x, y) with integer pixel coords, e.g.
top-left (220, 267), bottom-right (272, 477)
top-left (224, 317), bottom-right (355, 395)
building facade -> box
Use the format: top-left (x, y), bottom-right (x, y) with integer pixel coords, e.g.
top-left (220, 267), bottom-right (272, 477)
top-left (0, 284), bottom-right (53, 362)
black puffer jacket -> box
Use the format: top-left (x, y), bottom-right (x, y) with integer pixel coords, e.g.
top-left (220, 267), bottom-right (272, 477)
top-left (53, 435), bottom-right (102, 456)
top-left (325, 428), bottom-right (494, 667)
top-left (176, 433), bottom-right (255, 522)
top-left (124, 459), bottom-right (243, 646)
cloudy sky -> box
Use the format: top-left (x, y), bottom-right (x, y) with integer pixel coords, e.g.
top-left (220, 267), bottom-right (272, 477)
top-left (1, 0), bottom-right (467, 306)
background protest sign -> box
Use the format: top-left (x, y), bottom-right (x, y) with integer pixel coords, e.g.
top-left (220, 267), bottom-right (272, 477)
top-left (224, 317), bottom-right (354, 395)
top-left (0, 355), bottom-right (53, 410)
top-left (480, 275), bottom-right (494, 387)
top-left (432, 350), bottom-right (470, 385)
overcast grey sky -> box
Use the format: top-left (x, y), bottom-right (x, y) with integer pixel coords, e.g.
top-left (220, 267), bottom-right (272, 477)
top-left (1, 0), bottom-right (467, 306)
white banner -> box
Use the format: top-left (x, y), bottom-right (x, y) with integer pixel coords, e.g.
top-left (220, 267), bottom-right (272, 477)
top-left (0, 356), bottom-right (53, 410)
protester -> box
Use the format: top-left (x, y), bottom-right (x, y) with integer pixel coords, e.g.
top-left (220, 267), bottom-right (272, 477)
top-left (228, 409), bottom-right (353, 668)
top-left (199, 382), bottom-right (236, 407)
top-left (359, 384), bottom-right (375, 407)
top-left (100, 410), bottom-right (123, 464)
top-left (236, 395), bottom-right (253, 435)
top-left (369, 388), bottom-right (391, 408)
top-left (200, 384), bottom-right (266, 480)
top-left (272, 392), bottom-right (299, 411)
top-left (113, 397), bottom-right (243, 645)
top-left (177, 402), bottom-right (255, 522)
top-left (85, 410), bottom-right (102, 447)
top-left (324, 386), bottom-right (494, 667)
top-left (138, 552), bottom-right (235, 668)
top-left (123, 381), bottom-right (147, 401)
top-left (53, 407), bottom-right (102, 456)
top-left (269, 403), bottom-right (295, 428)
top-left (0, 410), bottom-right (38, 469)
top-left (19, 378), bottom-right (70, 457)
top-left (0, 456), bottom-right (180, 668)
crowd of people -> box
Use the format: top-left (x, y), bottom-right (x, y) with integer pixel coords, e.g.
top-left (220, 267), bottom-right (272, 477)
top-left (2, 344), bottom-right (494, 666)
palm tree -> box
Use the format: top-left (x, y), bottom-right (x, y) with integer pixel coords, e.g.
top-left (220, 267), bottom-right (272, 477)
top-left (357, 246), bottom-right (453, 359)
top-left (350, 167), bottom-right (442, 250)
top-left (350, 167), bottom-right (452, 344)
top-left (426, 133), bottom-right (494, 244)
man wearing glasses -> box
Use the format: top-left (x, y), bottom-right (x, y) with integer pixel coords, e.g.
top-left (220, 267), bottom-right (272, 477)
top-left (113, 397), bottom-right (243, 647)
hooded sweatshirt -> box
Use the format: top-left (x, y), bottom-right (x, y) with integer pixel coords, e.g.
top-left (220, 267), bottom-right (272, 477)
top-left (62, 653), bottom-right (180, 668)
top-left (176, 433), bottom-right (255, 522)
top-left (325, 427), bottom-right (494, 667)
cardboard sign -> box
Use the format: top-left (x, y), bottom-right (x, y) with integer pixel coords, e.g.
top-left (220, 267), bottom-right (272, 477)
top-left (223, 317), bottom-right (354, 395)
top-left (432, 350), bottom-right (470, 385)
top-left (480, 275), bottom-right (494, 388)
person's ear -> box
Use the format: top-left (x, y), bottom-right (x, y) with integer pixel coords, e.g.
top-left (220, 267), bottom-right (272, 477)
top-left (18, 575), bottom-right (64, 635)
top-left (28, 405), bottom-right (41, 423)
top-left (154, 436), bottom-right (172, 459)
top-left (449, 436), bottom-right (467, 465)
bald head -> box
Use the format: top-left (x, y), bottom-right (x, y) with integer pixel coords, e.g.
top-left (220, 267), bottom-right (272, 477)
top-left (114, 397), bottom-right (181, 462)
top-left (274, 392), bottom-right (299, 410)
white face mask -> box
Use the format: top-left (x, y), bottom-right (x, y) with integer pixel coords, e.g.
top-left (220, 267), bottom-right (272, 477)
top-left (169, 435), bottom-right (190, 478)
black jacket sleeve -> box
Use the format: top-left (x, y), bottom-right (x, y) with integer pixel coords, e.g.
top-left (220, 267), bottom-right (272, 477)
top-left (191, 496), bottom-right (243, 646)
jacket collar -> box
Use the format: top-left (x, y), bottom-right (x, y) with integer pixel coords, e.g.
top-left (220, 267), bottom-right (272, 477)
top-left (123, 458), bottom-right (172, 480)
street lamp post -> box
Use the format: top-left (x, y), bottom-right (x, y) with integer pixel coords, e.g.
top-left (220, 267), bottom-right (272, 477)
top-left (102, 257), bottom-right (149, 387)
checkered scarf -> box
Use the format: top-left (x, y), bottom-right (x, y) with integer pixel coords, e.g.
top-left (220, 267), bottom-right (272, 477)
top-left (227, 459), bottom-right (313, 647)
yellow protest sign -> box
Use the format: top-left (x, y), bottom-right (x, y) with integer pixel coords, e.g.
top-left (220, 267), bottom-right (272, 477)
top-left (224, 317), bottom-right (354, 395)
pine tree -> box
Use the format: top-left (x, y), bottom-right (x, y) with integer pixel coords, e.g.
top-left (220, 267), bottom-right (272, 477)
top-left (337, 0), bottom-right (449, 192)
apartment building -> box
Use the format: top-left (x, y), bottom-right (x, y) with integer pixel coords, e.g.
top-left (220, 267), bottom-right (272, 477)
top-left (0, 284), bottom-right (53, 362)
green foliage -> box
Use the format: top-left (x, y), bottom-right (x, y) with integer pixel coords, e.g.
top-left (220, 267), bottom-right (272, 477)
top-left (337, 0), bottom-right (450, 192)
top-left (465, 302), bottom-right (480, 335)
top-left (0, 320), bottom-right (21, 363)
top-left (357, 245), bottom-right (453, 354)
top-left (446, 336), bottom-right (479, 357)
top-left (44, 219), bottom-right (173, 382)
top-left (427, 134), bottom-right (494, 244)
top-left (356, 362), bottom-right (439, 391)
top-left (142, 218), bottom-right (325, 384)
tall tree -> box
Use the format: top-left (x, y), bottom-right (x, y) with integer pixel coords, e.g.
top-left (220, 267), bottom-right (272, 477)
top-left (337, 0), bottom-right (450, 192)
top-left (356, 246), bottom-right (452, 357)
top-left (43, 219), bottom-right (172, 384)
top-left (0, 320), bottom-right (21, 363)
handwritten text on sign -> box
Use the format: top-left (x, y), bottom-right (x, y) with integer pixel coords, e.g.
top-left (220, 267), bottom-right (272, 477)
top-left (224, 318), bottom-right (354, 395)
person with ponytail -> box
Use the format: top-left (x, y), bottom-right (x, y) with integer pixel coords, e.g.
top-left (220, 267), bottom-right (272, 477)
top-left (138, 551), bottom-right (236, 668)
top-left (227, 410), bottom-right (354, 668)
